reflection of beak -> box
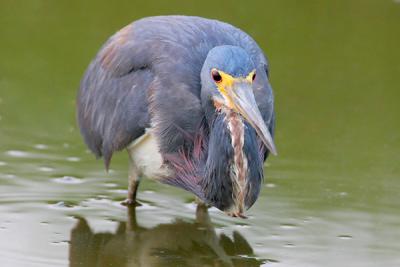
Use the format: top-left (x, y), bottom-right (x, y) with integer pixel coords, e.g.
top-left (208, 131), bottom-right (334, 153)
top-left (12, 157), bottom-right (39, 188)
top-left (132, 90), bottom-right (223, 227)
top-left (227, 81), bottom-right (277, 156)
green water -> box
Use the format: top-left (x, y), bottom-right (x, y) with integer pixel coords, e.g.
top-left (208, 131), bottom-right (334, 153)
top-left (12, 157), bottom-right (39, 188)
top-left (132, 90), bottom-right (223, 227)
top-left (0, 1), bottom-right (399, 266)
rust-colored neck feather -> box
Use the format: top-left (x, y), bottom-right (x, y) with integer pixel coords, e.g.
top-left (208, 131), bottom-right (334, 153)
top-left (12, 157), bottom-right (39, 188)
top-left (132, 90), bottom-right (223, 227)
top-left (225, 109), bottom-right (248, 215)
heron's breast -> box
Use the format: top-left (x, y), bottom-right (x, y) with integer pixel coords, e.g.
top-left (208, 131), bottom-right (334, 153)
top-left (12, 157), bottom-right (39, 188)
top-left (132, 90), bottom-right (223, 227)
top-left (127, 130), bottom-right (170, 179)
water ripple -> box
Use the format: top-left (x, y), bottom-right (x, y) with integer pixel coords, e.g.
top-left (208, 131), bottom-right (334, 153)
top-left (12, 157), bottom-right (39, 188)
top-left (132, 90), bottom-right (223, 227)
top-left (5, 150), bottom-right (30, 158)
top-left (38, 166), bottom-right (54, 172)
top-left (33, 144), bottom-right (48, 150)
top-left (66, 157), bottom-right (80, 162)
top-left (52, 176), bottom-right (83, 184)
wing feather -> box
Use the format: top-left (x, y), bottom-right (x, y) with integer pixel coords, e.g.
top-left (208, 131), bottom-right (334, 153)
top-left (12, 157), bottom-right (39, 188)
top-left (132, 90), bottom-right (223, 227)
top-left (77, 24), bottom-right (152, 168)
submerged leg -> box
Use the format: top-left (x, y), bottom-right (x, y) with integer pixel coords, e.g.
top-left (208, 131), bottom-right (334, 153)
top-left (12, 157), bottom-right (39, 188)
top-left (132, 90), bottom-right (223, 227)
top-left (196, 202), bottom-right (211, 226)
top-left (121, 152), bottom-right (141, 206)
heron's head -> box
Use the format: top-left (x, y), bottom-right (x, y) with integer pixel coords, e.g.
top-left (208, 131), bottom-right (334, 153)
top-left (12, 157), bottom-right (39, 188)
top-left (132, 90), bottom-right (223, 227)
top-left (201, 45), bottom-right (276, 156)
top-left (198, 46), bottom-right (276, 217)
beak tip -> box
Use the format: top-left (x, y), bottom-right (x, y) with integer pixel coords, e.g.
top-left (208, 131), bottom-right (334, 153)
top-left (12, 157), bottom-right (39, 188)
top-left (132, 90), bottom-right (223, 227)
top-left (264, 140), bottom-right (277, 156)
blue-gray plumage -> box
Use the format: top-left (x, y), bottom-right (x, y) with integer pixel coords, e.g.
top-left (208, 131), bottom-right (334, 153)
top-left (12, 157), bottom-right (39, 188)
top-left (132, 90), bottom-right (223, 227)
top-left (77, 15), bottom-right (276, 217)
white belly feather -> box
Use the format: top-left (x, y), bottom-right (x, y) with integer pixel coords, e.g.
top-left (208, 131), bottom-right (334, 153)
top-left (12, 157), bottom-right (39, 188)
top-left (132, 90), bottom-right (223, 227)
top-left (127, 130), bottom-right (170, 179)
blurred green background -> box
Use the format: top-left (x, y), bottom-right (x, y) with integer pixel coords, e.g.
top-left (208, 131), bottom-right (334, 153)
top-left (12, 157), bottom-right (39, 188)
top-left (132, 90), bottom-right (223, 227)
top-left (0, 1), bottom-right (399, 266)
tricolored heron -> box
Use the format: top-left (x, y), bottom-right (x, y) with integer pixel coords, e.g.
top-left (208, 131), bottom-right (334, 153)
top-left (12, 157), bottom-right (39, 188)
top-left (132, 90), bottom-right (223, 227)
top-left (77, 16), bottom-right (276, 218)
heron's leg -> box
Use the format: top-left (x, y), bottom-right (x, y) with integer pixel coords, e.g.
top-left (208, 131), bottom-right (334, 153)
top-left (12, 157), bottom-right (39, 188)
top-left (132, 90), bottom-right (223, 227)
top-left (194, 197), bottom-right (213, 225)
top-left (194, 196), bottom-right (205, 205)
top-left (121, 152), bottom-right (141, 206)
top-left (196, 202), bottom-right (211, 226)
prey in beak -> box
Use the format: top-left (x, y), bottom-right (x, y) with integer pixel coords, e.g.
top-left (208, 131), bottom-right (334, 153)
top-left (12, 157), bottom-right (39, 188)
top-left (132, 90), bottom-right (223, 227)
top-left (212, 69), bottom-right (277, 156)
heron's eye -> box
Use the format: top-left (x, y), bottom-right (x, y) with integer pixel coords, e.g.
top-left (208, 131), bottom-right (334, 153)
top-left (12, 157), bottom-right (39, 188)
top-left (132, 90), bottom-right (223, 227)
top-left (211, 70), bottom-right (222, 83)
top-left (252, 72), bottom-right (256, 81)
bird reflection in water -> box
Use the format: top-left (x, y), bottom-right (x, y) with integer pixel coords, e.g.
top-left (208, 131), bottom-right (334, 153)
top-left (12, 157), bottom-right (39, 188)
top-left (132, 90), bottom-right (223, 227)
top-left (69, 204), bottom-right (264, 267)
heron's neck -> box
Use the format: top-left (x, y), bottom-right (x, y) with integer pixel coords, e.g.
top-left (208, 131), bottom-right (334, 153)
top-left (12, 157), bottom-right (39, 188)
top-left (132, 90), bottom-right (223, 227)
top-left (201, 108), bottom-right (260, 214)
top-left (162, 108), bottom-right (263, 213)
top-left (224, 109), bottom-right (248, 214)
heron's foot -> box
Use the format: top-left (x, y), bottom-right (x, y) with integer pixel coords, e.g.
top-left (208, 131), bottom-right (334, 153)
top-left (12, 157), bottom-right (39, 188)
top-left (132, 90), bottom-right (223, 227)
top-left (121, 198), bottom-right (142, 207)
top-left (226, 211), bottom-right (247, 219)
